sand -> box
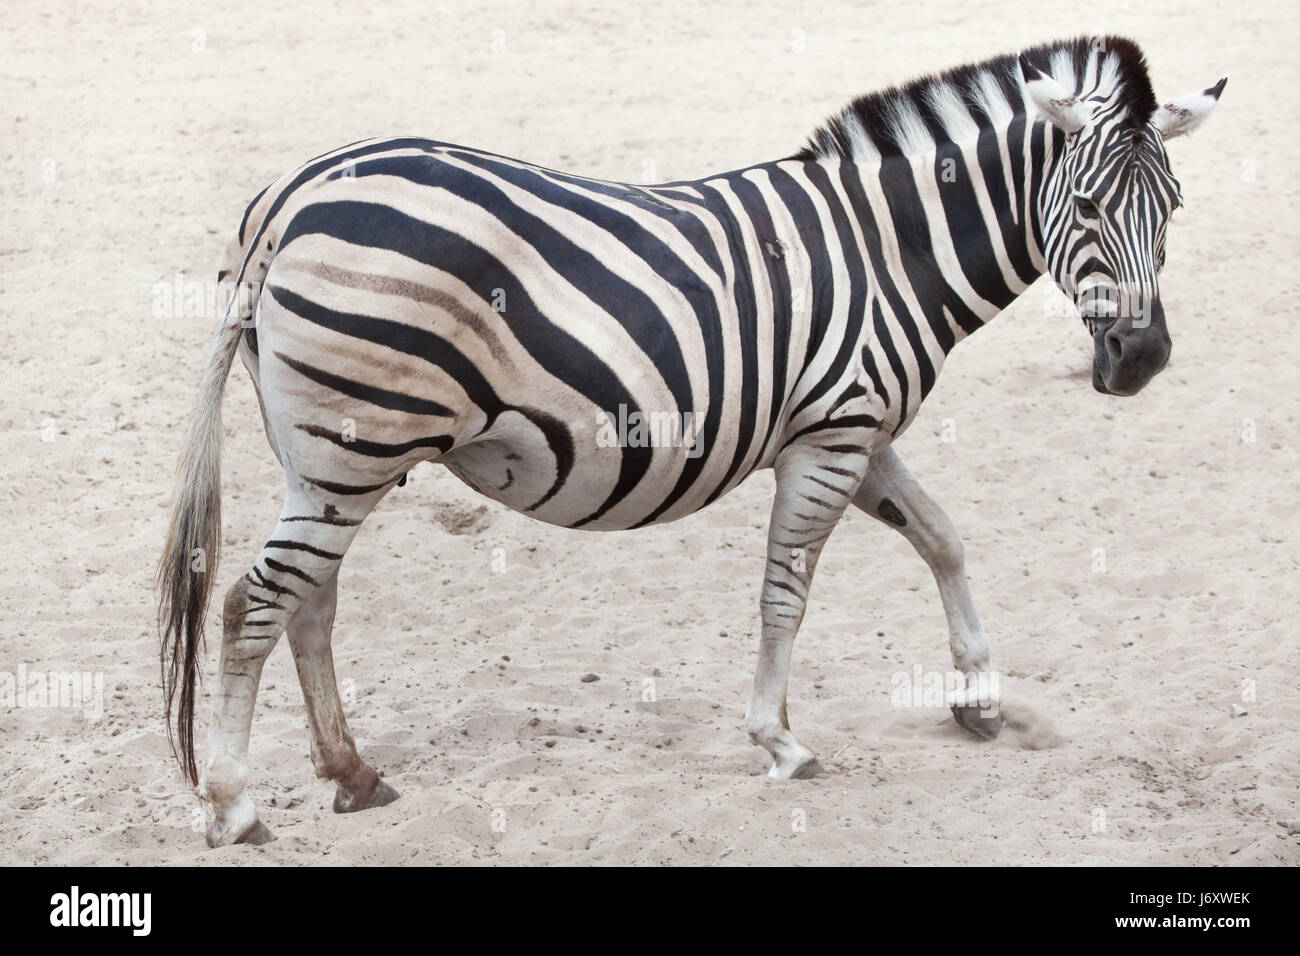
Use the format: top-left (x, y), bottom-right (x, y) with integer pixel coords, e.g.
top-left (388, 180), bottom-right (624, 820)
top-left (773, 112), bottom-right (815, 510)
top-left (1, 0), bottom-right (1297, 865)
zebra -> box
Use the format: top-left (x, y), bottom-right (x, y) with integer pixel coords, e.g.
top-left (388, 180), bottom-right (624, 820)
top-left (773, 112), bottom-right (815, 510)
top-left (158, 35), bottom-right (1225, 846)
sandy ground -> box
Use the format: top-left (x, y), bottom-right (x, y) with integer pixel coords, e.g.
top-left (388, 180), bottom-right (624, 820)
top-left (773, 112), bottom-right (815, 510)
top-left (1, 0), bottom-right (1297, 866)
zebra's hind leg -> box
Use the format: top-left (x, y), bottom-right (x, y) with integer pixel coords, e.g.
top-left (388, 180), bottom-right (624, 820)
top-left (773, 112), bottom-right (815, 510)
top-left (285, 570), bottom-right (399, 814)
top-left (202, 495), bottom-right (371, 847)
top-left (745, 441), bottom-right (868, 779)
top-left (852, 445), bottom-right (1001, 739)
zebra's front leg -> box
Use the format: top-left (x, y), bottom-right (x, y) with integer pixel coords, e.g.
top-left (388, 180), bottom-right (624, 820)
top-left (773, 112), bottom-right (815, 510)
top-left (853, 445), bottom-right (1001, 739)
top-left (286, 571), bottom-right (399, 814)
top-left (745, 442), bottom-right (867, 778)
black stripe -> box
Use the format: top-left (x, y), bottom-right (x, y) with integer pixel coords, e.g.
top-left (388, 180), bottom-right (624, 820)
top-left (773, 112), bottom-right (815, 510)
top-left (789, 163), bottom-right (870, 421)
top-left (271, 349), bottom-right (453, 418)
top-left (242, 137), bottom-right (435, 264)
top-left (876, 156), bottom-right (971, 348)
top-left (869, 298), bottom-right (912, 436)
top-left (729, 171), bottom-right (793, 458)
top-left (263, 557), bottom-right (319, 586)
top-left (694, 181), bottom-right (760, 509)
top-left (282, 512), bottom-right (360, 527)
top-left (238, 182), bottom-right (272, 246)
top-left (301, 475), bottom-right (392, 495)
top-left (769, 165), bottom-right (834, 384)
top-left (934, 141), bottom-right (1016, 311)
top-left (296, 423), bottom-right (454, 458)
top-left (784, 414), bottom-right (881, 445)
top-left (265, 539), bottom-right (345, 560)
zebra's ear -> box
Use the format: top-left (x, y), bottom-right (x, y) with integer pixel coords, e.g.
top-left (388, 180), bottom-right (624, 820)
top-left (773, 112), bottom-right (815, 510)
top-left (1018, 54), bottom-right (1092, 134)
top-left (1153, 76), bottom-right (1228, 140)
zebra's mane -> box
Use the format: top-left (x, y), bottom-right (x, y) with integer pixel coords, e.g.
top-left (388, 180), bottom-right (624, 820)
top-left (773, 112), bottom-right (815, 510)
top-left (796, 35), bottom-right (1158, 161)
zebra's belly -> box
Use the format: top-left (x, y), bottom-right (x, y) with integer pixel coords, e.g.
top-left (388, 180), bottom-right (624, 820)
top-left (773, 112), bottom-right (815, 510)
top-left (437, 408), bottom-right (738, 531)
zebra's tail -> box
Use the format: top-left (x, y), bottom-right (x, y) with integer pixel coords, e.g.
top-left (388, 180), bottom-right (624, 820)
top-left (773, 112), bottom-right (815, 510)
top-left (156, 305), bottom-right (246, 786)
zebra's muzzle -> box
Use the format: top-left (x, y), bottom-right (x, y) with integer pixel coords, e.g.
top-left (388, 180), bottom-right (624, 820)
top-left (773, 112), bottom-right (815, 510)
top-left (1090, 300), bottom-right (1171, 396)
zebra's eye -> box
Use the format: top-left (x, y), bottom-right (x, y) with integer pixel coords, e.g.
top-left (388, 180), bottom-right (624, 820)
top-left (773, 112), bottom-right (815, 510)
top-left (1073, 194), bottom-right (1100, 217)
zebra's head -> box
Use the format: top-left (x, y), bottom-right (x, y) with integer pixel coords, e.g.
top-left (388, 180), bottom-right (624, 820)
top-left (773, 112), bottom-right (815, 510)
top-left (1021, 54), bottom-right (1226, 396)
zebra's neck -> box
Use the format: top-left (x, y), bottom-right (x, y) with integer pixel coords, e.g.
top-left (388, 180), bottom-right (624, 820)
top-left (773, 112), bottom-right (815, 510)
top-left (694, 113), bottom-right (1062, 438)
top-left (825, 112), bottom-right (1053, 339)
top-left (770, 110), bottom-right (1057, 372)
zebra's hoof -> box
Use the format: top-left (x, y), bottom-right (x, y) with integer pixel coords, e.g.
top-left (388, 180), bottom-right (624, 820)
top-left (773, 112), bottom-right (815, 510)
top-left (207, 816), bottom-right (274, 848)
top-left (952, 705), bottom-right (1003, 740)
top-left (204, 790), bottom-right (271, 848)
top-left (767, 755), bottom-right (827, 780)
top-left (235, 820), bottom-right (277, 845)
top-left (333, 776), bottom-right (400, 814)
top-left (791, 757), bottom-right (827, 780)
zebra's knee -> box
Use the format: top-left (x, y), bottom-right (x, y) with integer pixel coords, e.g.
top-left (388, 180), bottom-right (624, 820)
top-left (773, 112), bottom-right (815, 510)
top-left (935, 534), bottom-right (965, 573)
top-left (920, 522), bottom-right (965, 574)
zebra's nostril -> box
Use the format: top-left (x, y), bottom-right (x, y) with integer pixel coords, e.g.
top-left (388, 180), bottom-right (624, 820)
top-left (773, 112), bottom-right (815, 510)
top-left (1105, 331), bottom-right (1123, 364)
